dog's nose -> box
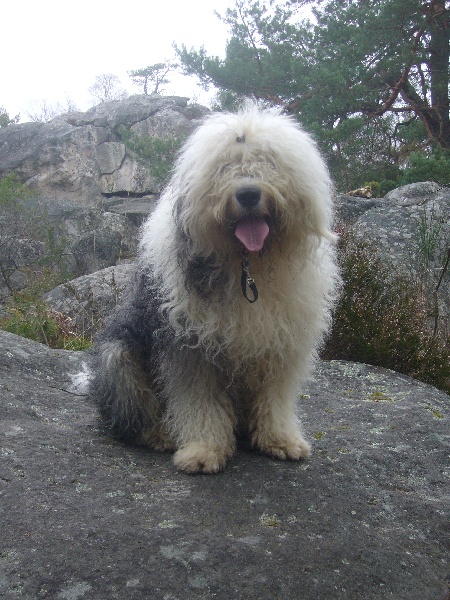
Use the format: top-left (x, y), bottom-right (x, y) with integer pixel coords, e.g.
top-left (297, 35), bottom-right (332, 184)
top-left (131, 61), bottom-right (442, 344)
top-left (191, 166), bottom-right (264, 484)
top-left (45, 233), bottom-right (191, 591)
top-left (236, 187), bottom-right (261, 208)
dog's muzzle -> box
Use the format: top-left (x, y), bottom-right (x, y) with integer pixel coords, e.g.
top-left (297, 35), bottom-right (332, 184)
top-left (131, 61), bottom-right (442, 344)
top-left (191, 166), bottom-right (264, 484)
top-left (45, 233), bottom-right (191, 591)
top-left (235, 187), bottom-right (261, 209)
top-left (234, 186), bottom-right (269, 252)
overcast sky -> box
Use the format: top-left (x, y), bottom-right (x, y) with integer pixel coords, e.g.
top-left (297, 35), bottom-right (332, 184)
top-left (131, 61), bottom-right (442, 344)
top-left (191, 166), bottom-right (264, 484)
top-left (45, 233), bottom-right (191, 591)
top-left (1, 0), bottom-right (232, 122)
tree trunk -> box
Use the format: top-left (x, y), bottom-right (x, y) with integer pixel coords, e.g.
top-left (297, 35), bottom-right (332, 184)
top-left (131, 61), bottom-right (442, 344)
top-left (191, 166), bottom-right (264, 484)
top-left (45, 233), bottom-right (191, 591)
top-left (427, 0), bottom-right (450, 148)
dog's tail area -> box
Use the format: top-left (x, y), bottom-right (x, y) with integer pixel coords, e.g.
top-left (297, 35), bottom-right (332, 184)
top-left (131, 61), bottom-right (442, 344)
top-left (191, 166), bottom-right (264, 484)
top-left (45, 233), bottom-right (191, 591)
top-left (68, 361), bottom-right (93, 395)
top-left (89, 339), bottom-right (160, 442)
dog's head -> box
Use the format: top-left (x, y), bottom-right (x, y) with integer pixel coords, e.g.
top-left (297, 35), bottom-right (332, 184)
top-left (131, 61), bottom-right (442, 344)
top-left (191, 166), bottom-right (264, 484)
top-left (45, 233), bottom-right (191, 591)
top-left (171, 102), bottom-right (336, 258)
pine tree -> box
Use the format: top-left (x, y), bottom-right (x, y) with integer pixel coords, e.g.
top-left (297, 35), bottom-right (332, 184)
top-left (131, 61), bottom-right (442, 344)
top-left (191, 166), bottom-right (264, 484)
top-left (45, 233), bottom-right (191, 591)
top-left (177, 0), bottom-right (449, 191)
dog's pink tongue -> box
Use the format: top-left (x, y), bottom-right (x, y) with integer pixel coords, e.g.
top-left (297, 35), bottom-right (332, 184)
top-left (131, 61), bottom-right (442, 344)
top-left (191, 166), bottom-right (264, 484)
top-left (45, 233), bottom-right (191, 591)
top-left (235, 217), bottom-right (269, 252)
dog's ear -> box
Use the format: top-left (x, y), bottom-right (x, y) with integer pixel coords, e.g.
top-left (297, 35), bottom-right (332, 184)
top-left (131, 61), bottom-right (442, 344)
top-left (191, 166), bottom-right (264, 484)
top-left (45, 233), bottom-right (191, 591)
top-left (173, 195), bottom-right (188, 237)
top-left (172, 193), bottom-right (185, 223)
top-left (172, 194), bottom-right (197, 258)
top-left (172, 194), bottom-right (191, 236)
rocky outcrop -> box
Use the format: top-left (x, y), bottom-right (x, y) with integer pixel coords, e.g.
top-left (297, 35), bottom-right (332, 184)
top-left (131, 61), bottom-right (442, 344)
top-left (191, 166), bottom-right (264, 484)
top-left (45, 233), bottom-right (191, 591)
top-left (353, 182), bottom-right (449, 275)
top-left (0, 96), bottom-right (207, 297)
top-left (61, 209), bottom-right (138, 276)
top-left (42, 182), bottom-right (449, 338)
top-left (337, 182), bottom-right (449, 325)
top-left (0, 95), bottom-right (209, 204)
top-left (334, 194), bottom-right (382, 225)
top-left (0, 330), bottom-right (448, 599)
top-left (0, 201), bottom-right (139, 299)
top-left (43, 263), bottom-right (134, 339)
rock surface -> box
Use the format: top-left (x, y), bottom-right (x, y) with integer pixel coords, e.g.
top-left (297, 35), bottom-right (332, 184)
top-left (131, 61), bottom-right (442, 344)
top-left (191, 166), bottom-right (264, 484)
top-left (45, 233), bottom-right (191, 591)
top-left (105, 197), bottom-right (157, 226)
top-left (0, 203), bottom-right (139, 299)
top-left (338, 182), bottom-right (450, 325)
top-left (334, 194), bottom-right (382, 225)
top-left (354, 182), bottom-right (449, 273)
top-left (61, 209), bottom-right (138, 277)
top-left (0, 95), bottom-right (208, 204)
top-left (0, 330), bottom-right (448, 599)
top-left (43, 263), bottom-right (134, 339)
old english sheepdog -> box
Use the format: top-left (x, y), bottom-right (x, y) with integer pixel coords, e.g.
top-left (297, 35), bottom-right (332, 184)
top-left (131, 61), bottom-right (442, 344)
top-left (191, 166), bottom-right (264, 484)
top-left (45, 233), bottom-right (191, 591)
top-left (90, 103), bottom-right (339, 474)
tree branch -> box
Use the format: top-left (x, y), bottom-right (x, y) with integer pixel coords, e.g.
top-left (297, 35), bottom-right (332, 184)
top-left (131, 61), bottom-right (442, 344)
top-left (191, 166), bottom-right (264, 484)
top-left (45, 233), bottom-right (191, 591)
top-left (236, 1), bottom-right (265, 78)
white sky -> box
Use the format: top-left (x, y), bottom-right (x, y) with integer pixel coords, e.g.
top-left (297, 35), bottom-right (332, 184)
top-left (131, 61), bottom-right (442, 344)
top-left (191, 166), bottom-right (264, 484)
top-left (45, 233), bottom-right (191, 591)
top-left (1, 0), bottom-right (233, 121)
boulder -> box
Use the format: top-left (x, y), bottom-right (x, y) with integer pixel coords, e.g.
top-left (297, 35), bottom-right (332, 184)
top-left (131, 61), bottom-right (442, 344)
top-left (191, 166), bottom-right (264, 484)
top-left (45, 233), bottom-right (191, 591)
top-left (334, 194), bottom-right (382, 226)
top-left (0, 237), bottom-right (45, 296)
top-left (44, 263), bottom-right (134, 339)
top-left (0, 330), bottom-right (448, 599)
top-left (0, 120), bottom-right (109, 203)
top-left (65, 94), bottom-right (195, 131)
top-left (62, 210), bottom-right (138, 276)
top-left (106, 197), bottom-right (157, 226)
top-left (352, 182), bottom-right (450, 324)
top-left (0, 95), bottom-right (209, 204)
top-left (354, 182), bottom-right (449, 271)
top-left (0, 201), bottom-right (139, 299)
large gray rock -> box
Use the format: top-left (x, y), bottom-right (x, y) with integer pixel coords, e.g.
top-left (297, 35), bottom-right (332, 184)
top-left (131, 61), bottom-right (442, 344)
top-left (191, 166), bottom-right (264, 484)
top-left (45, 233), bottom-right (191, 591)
top-left (353, 182), bottom-right (450, 325)
top-left (0, 330), bottom-right (448, 599)
top-left (65, 94), bottom-right (195, 131)
top-left (354, 182), bottom-right (449, 269)
top-left (62, 209), bottom-right (138, 276)
top-left (0, 120), bottom-right (110, 203)
top-left (0, 201), bottom-right (139, 299)
top-left (334, 194), bottom-right (382, 225)
top-left (44, 263), bottom-right (134, 339)
top-left (106, 197), bottom-right (157, 226)
top-left (0, 95), bottom-right (209, 204)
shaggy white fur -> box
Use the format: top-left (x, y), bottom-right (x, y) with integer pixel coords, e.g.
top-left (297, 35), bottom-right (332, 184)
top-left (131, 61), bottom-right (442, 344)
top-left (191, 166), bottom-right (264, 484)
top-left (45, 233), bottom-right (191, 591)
top-left (91, 102), bottom-right (339, 474)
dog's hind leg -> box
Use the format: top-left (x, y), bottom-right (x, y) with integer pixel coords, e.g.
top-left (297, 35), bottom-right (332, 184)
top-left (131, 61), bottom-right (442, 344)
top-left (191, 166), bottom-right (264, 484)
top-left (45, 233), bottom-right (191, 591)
top-left (91, 339), bottom-right (172, 450)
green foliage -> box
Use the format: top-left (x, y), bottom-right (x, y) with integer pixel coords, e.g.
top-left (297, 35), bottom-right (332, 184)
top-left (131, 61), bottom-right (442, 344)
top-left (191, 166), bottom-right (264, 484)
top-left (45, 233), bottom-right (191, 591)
top-left (210, 90), bottom-right (244, 112)
top-left (177, 0), bottom-right (450, 191)
top-left (415, 205), bottom-right (446, 272)
top-left (316, 114), bottom-right (404, 192)
top-left (323, 232), bottom-right (449, 394)
top-left (0, 172), bottom-right (32, 206)
top-left (0, 106), bottom-right (19, 127)
top-left (0, 173), bottom-right (69, 293)
top-left (128, 62), bottom-right (176, 95)
top-left (2, 304), bottom-right (59, 345)
top-left (366, 148), bottom-right (450, 196)
top-left (0, 291), bottom-right (91, 350)
top-left (369, 179), bottom-right (400, 198)
top-left (118, 126), bottom-right (185, 186)
top-left (400, 149), bottom-right (450, 186)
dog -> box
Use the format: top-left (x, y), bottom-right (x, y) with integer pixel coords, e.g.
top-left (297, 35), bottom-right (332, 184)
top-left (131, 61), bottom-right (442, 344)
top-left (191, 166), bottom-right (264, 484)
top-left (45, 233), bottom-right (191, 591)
top-left (90, 102), bottom-right (339, 474)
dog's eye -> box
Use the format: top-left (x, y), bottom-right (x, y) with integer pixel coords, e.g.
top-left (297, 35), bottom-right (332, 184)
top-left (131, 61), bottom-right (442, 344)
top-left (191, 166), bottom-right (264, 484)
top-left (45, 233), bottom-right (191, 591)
top-left (236, 135), bottom-right (246, 143)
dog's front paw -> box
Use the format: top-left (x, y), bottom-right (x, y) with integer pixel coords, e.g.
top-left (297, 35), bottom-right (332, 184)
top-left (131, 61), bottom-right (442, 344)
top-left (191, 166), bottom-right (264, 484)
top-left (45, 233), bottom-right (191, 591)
top-left (173, 441), bottom-right (233, 474)
top-left (254, 433), bottom-right (311, 461)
